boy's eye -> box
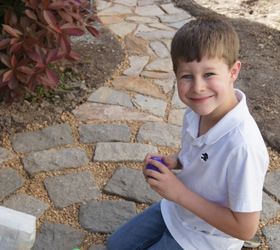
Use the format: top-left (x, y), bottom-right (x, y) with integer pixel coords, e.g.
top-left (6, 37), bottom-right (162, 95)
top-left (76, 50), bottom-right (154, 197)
top-left (204, 72), bottom-right (215, 78)
top-left (181, 75), bottom-right (193, 80)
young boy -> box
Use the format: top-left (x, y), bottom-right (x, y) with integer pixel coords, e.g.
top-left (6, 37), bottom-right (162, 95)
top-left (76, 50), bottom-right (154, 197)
top-left (107, 16), bottom-right (269, 250)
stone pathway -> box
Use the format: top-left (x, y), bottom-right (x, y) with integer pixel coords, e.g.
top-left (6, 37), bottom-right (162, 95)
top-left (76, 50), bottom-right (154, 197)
top-left (0, 0), bottom-right (280, 249)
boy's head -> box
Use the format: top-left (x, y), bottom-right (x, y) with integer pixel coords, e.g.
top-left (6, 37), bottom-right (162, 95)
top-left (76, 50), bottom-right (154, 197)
top-left (171, 15), bottom-right (240, 73)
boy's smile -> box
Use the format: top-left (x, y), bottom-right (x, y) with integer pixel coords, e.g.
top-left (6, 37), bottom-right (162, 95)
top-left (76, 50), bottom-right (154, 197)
top-left (176, 57), bottom-right (241, 122)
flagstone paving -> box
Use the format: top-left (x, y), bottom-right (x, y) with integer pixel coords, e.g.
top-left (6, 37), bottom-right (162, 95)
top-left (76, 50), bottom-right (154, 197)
top-left (0, 0), bottom-right (279, 249)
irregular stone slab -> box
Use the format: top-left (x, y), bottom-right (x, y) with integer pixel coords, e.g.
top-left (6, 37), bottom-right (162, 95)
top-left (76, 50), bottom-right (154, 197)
top-left (94, 142), bottom-right (158, 162)
top-left (135, 5), bottom-right (165, 16)
top-left (172, 86), bottom-right (186, 109)
top-left (104, 167), bottom-right (161, 203)
top-left (3, 194), bottom-right (49, 218)
top-left (79, 124), bottom-right (131, 143)
top-left (111, 76), bottom-right (165, 99)
top-left (126, 15), bottom-right (157, 23)
top-left (168, 108), bottom-right (185, 126)
top-left (97, 4), bottom-right (132, 16)
top-left (159, 12), bottom-right (192, 23)
top-left (125, 34), bottom-right (150, 55)
top-left (148, 22), bottom-right (175, 31)
top-left (134, 24), bottom-right (157, 35)
top-left (264, 169), bottom-right (280, 201)
top-left (145, 58), bottom-right (173, 72)
top-left (96, 0), bottom-right (112, 11)
top-left (79, 200), bottom-right (136, 233)
top-left (137, 122), bottom-right (181, 147)
top-left (33, 222), bottom-right (86, 250)
top-left (154, 78), bottom-right (175, 93)
top-left (73, 103), bottom-right (162, 122)
top-left (262, 224), bottom-right (280, 250)
top-left (136, 30), bottom-right (175, 40)
top-left (150, 41), bottom-right (170, 58)
top-left (123, 56), bottom-right (150, 76)
top-left (44, 171), bottom-right (100, 208)
top-left (0, 147), bottom-right (13, 164)
top-left (108, 22), bottom-right (137, 37)
top-left (141, 70), bottom-right (174, 79)
top-left (160, 3), bottom-right (185, 14)
top-left (0, 168), bottom-right (24, 201)
top-left (88, 87), bottom-right (133, 108)
top-left (22, 148), bottom-right (89, 175)
top-left (132, 94), bottom-right (167, 117)
top-left (98, 15), bottom-right (123, 24)
top-left (167, 19), bottom-right (190, 29)
top-left (163, 39), bottom-right (172, 50)
top-left (114, 0), bottom-right (137, 7)
top-left (11, 124), bottom-right (73, 153)
top-left (261, 192), bottom-right (280, 223)
top-left (89, 245), bottom-right (106, 250)
top-left (137, 0), bottom-right (154, 6)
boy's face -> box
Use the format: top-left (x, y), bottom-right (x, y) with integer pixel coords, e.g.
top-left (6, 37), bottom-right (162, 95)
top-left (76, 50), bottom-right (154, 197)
top-left (176, 57), bottom-right (241, 120)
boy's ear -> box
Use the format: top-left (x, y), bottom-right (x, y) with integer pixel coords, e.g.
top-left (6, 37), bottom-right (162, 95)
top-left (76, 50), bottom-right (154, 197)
top-left (230, 60), bottom-right (241, 81)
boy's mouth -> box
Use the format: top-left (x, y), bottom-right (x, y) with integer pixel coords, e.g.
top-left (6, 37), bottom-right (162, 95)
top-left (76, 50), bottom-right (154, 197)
top-left (190, 95), bottom-right (213, 103)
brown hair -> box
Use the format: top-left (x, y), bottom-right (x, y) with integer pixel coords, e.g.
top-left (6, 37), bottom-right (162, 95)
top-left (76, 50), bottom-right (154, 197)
top-left (171, 15), bottom-right (240, 73)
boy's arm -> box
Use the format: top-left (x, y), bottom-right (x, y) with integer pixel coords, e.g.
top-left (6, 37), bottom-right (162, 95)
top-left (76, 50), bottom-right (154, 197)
top-left (176, 185), bottom-right (260, 240)
top-left (144, 161), bottom-right (260, 241)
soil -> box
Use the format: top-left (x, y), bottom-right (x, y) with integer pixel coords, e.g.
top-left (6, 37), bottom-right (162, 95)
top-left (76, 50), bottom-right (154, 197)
top-left (0, 25), bottom-right (124, 139)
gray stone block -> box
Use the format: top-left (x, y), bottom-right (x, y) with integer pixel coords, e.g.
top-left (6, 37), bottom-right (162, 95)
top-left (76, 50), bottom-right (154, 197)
top-left (89, 244), bottom-right (106, 250)
top-left (137, 121), bottom-right (181, 147)
top-left (262, 224), bottom-right (280, 250)
top-left (3, 194), bottom-right (49, 218)
top-left (104, 167), bottom-right (161, 203)
top-left (79, 200), bottom-right (136, 233)
top-left (44, 171), bottom-right (100, 208)
top-left (94, 142), bottom-right (158, 162)
top-left (32, 222), bottom-right (86, 250)
top-left (11, 124), bottom-right (73, 153)
top-left (0, 147), bottom-right (13, 164)
top-left (0, 168), bottom-right (24, 201)
top-left (261, 192), bottom-right (280, 223)
top-left (264, 169), bottom-right (280, 201)
top-left (79, 124), bottom-right (131, 143)
top-left (23, 148), bottom-right (89, 175)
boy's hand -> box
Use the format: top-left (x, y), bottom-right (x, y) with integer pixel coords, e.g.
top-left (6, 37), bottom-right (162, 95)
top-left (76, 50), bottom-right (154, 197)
top-left (144, 153), bottom-right (179, 171)
top-left (143, 157), bottom-right (186, 202)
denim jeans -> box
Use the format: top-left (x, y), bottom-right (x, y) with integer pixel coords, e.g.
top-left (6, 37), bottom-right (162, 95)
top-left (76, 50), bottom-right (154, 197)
top-left (107, 202), bottom-right (183, 250)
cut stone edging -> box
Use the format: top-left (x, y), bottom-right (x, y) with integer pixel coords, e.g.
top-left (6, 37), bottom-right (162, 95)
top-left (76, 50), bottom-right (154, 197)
top-left (94, 142), bottom-right (158, 162)
top-left (22, 148), bottom-right (89, 175)
top-left (11, 124), bottom-right (73, 153)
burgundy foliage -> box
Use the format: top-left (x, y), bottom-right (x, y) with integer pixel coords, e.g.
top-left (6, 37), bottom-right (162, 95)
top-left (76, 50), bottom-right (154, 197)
top-left (0, 0), bottom-right (99, 101)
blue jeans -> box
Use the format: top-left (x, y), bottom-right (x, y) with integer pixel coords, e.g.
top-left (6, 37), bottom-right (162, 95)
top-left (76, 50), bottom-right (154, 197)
top-left (107, 202), bottom-right (183, 250)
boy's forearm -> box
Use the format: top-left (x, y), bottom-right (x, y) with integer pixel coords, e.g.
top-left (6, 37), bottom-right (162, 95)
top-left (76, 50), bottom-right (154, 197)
top-left (175, 185), bottom-right (259, 240)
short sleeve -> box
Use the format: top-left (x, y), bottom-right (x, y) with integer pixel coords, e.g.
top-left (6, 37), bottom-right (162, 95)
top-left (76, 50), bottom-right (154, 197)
top-left (226, 145), bottom-right (269, 212)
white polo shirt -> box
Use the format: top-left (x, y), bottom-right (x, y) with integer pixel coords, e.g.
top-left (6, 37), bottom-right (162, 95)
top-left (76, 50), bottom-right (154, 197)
top-left (161, 89), bottom-right (269, 250)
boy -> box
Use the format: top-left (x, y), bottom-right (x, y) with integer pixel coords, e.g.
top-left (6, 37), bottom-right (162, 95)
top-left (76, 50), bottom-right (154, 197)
top-left (107, 15), bottom-right (269, 250)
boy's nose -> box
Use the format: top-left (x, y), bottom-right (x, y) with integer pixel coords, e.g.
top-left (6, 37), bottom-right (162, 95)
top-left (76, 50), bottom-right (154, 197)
top-left (192, 77), bottom-right (206, 93)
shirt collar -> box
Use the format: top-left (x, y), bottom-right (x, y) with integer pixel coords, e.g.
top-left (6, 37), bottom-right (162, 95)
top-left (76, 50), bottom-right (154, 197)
top-left (185, 89), bottom-right (249, 146)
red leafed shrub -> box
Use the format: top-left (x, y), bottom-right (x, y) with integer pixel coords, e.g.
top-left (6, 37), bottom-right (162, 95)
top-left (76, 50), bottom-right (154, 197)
top-left (0, 0), bottom-right (99, 102)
